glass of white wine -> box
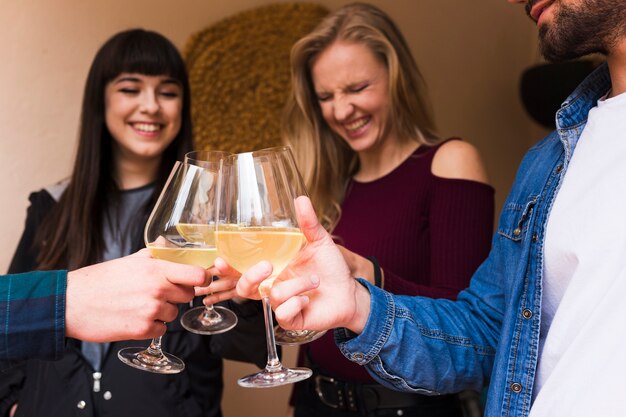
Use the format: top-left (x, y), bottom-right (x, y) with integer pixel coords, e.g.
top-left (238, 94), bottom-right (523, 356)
top-left (118, 161), bottom-right (220, 373)
top-left (215, 146), bottom-right (313, 387)
top-left (178, 150), bottom-right (239, 335)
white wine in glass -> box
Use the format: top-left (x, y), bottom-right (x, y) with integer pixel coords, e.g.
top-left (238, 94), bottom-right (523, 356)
top-left (215, 147), bottom-right (313, 387)
top-left (178, 150), bottom-right (238, 335)
top-left (118, 161), bottom-right (221, 374)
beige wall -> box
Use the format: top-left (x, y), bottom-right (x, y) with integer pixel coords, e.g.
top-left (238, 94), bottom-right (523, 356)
top-left (1, 1), bottom-right (542, 416)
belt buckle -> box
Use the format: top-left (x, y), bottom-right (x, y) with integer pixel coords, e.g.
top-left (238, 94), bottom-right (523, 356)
top-left (314, 374), bottom-right (342, 409)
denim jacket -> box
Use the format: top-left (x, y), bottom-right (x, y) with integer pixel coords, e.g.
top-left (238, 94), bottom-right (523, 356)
top-left (336, 63), bottom-right (611, 417)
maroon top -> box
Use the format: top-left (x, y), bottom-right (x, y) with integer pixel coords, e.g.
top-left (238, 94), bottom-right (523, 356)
top-left (295, 138), bottom-right (495, 387)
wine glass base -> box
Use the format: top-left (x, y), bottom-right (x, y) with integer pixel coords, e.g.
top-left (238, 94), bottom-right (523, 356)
top-left (118, 347), bottom-right (185, 374)
top-left (274, 327), bottom-right (327, 346)
top-left (238, 367), bottom-right (312, 388)
top-left (180, 306), bottom-right (238, 335)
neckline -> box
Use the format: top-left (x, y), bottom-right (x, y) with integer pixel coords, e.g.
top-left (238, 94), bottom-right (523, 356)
top-left (352, 146), bottom-right (424, 185)
top-left (119, 182), bottom-right (155, 194)
top-left (352, 139), bottom-right (451, 185)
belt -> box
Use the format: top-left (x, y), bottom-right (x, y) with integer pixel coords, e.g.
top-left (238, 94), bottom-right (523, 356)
top-left (312, 373), bottom-right (461, 413)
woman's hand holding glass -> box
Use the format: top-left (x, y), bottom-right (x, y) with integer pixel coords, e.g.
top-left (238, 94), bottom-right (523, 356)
top-left (194, 259), bottom-right (243, 305)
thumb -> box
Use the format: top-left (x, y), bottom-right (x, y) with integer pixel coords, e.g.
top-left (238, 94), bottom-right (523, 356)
top-left (295, 196), bottom-right (328, 245)
top-left (130, 248), bottom-right (151, 258)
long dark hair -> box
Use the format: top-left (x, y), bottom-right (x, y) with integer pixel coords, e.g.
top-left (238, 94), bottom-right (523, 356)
top-left (37, 29), bottom-right (193, 270)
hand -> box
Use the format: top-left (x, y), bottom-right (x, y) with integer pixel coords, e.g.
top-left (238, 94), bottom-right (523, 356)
top-left (65, 249), bottom-right (210, 342)
top-left (196, 258), bottom-right (246, 305)
top-left (9, 404), bottom-right (17, 417)
top-left (236, 196), bottom-right (372, 334)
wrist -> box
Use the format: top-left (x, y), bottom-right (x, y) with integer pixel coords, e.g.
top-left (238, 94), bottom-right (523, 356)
top-left (346, 280), bottom-right (371, 334)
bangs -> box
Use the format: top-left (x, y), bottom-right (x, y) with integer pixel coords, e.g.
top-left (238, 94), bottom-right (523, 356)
top-left (99, 29), bottom-right (186, 83)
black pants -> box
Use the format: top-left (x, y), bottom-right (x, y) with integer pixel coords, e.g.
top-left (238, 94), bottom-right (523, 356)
top-left (293, 375), bottom-right (467, 417)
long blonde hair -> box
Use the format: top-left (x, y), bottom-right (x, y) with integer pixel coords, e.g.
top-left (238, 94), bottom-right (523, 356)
top-left (283, 2), bottom-right (439, 231)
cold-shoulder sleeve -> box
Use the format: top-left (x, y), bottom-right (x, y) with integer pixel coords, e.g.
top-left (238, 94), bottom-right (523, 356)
top-left (383, 178), bottom-right (494, 299)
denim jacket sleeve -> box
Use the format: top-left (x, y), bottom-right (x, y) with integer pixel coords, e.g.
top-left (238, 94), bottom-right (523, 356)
top-left (336, 259), bottom-right (502, 395)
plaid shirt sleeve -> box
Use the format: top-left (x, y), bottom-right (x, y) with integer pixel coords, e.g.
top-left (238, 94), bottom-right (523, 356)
top-left (0, 270), bottom-right (67, 369)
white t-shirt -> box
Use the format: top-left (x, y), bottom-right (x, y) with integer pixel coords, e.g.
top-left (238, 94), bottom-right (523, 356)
top-left (530, 91), bottom-right (626, 416)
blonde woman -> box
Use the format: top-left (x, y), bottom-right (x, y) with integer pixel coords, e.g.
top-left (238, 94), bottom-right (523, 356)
top-left (283, 3), bottom-right (494, 416)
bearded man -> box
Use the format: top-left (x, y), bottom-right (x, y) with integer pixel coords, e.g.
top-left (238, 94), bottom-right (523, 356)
top-left (232, 1), bottom-right (626, 416)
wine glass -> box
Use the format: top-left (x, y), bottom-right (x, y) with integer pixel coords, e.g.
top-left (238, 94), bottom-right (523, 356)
top-left (118, 161), bottom-right (219, 373)
top-left (215, 146), bottom-right (312, 387)
top-left (179, 150), bottom-right (238, 335)
top-left (264, 148), bottom-right (326, 346)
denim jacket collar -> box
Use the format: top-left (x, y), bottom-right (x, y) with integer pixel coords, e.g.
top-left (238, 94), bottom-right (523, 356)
top-left (556, 62), bottom-right (611, 166)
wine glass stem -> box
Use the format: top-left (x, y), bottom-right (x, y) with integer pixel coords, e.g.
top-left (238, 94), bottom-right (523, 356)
top-left (147, 336), bottom-right (164, 356)
top-left (202, 303), bottom-right (222, 321)
top-left (261, 295), bottom-right (282, 372)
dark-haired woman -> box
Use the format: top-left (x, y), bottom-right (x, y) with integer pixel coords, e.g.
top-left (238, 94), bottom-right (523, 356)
top-left (1, 28), bottom-right (265, 417)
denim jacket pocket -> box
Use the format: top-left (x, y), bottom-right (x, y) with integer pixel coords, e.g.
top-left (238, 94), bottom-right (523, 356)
top-left (497, 196), bottom-right (538, 242)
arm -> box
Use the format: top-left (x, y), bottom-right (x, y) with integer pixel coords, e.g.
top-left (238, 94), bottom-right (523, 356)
top-left (336, 141), bottom-right (494, 298)
top-left (237, 196), bottom-right (503, 393)
top-left (0, 270), bottom-right (67, 369)
top-left (339, 143), bottom-right (498, 391)
top-left (385, 140), bottom-right (493, 297)
top-left (65, 250), bottom-right (209, 342)
top-left (0, 251), bottom-right (210, 369)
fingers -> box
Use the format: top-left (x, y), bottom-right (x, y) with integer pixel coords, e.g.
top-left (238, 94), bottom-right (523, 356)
top-left (271, 274), bottom-right (320, 304)
top-left (157, 260), bottom-right (211, 287)
top-left (212, 257), bottom-right (241, 278)
top-left (194, 285), bottom-right (212, 297)
top-left (295, 196), bottom-right (329, 244)
top-left (156, 302), bottom-right (181, 323)
top-left (141, 321), bottom-right (167, 340)
top-left (236, 260), bottom-right (273, 300)
top-left (194, 278), bottom-right (236, 296)
top-left (270, 274), bottom-right (320, 330)
top-left (131, 248), bottom-right (152, 258)
top-left (202, 289), bottom-right (238, 305)
top-left (270, 275), bottom-right (320, 330)
top-left (160, 282), bottom-right (196, 304)
top-left (273, 294), bottom-right (310, 329)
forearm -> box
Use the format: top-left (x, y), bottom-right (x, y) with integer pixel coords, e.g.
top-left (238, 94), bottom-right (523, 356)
top-left (336, 280), bottom-right (498, 393)
top-left (0, 271), bottom-right (67, 369)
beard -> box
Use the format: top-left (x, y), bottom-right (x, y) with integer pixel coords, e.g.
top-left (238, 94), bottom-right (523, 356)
top-left (526, 0), bottom-right (626, 62)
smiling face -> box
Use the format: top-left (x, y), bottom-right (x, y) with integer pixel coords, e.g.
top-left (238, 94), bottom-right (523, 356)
top-left (311, 41), bottom-right (393, 155)
top-left (515, 0), bottom-right (625, 61)
top-left (104, 73), bottom-right (183, 165)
